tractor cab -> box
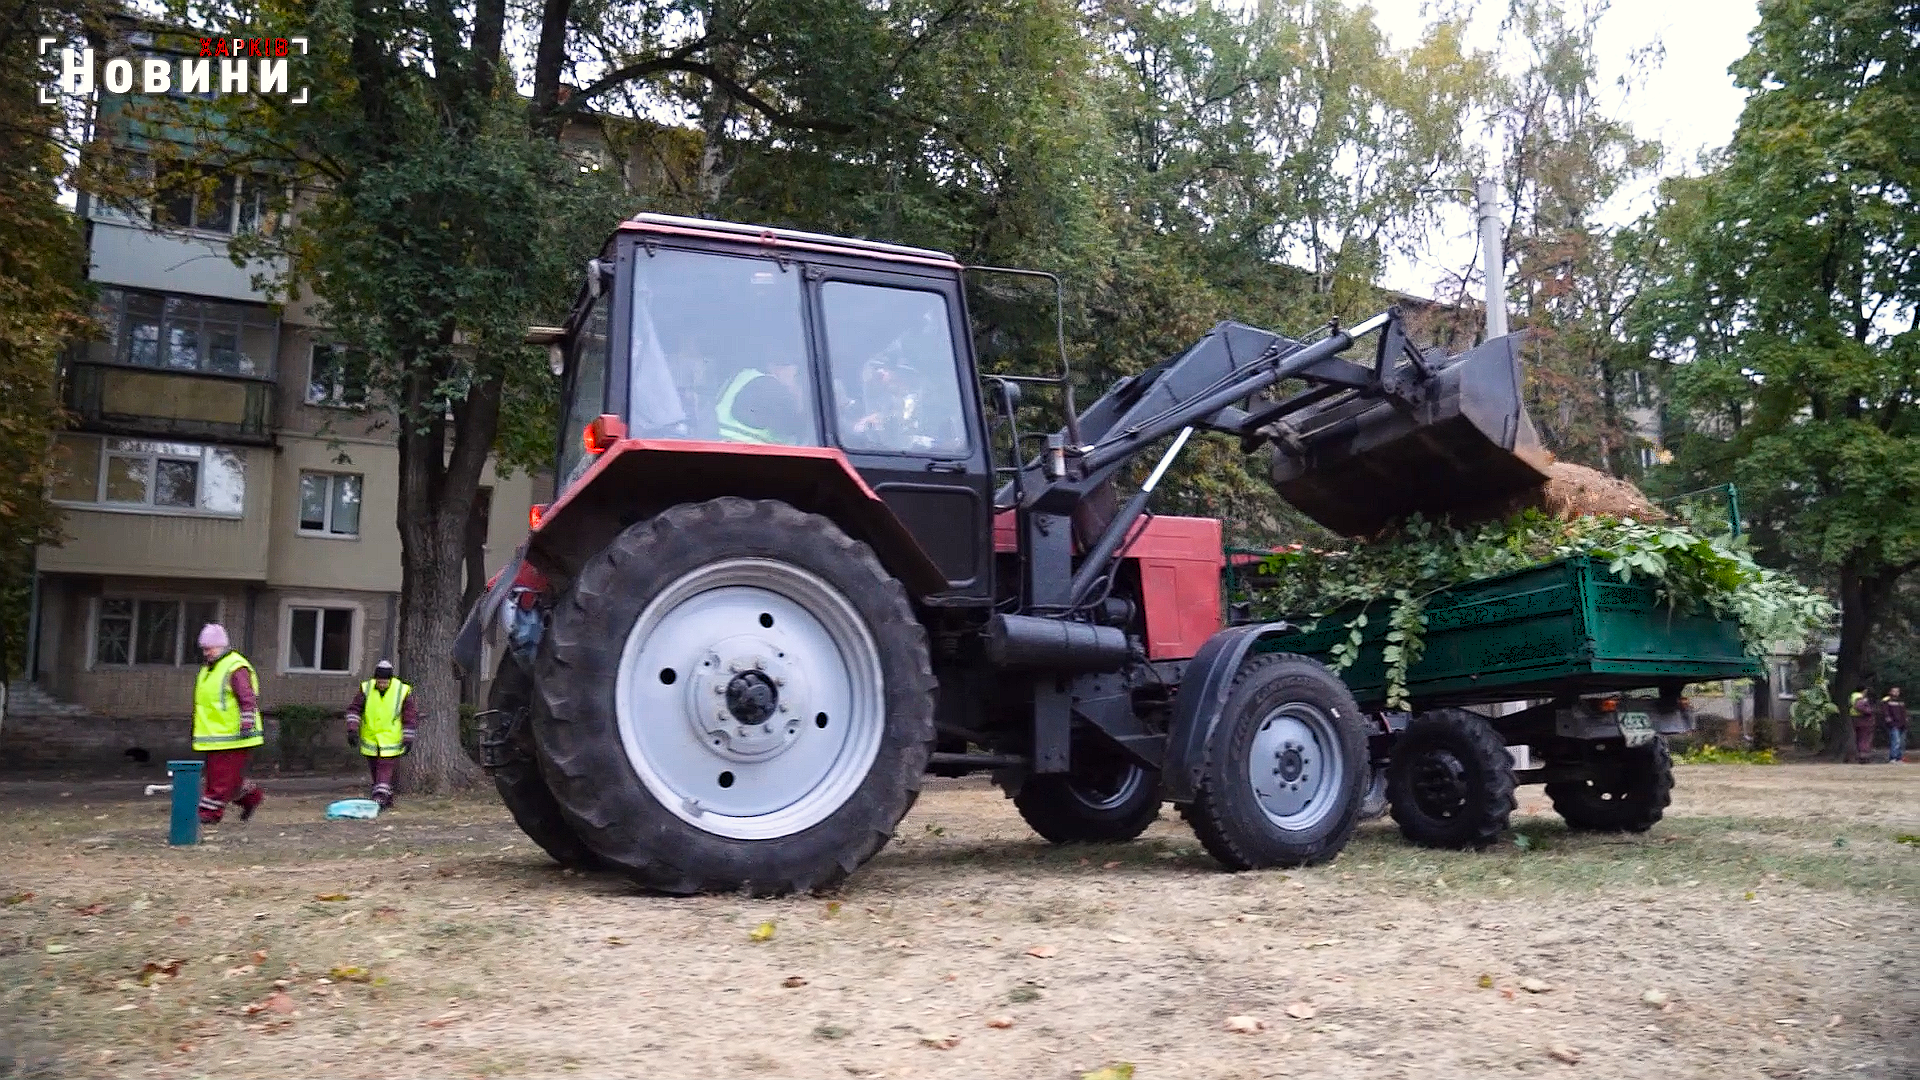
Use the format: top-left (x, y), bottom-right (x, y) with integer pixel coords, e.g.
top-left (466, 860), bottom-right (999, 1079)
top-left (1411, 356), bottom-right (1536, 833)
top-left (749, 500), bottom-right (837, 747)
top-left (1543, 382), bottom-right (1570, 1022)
top-left (545, 214), bottom-right (1000, 598)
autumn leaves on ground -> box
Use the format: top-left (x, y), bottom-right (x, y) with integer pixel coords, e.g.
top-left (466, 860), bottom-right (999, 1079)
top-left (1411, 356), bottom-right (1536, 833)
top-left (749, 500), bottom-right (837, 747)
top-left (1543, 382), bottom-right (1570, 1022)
top-left (2, 765), bottom-right (1915, 1080)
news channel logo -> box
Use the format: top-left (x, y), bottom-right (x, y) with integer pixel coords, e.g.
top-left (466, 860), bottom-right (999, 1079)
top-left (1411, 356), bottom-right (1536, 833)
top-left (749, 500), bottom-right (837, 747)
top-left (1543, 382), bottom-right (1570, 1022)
top-left (39, 35), bottom-right (311, 105)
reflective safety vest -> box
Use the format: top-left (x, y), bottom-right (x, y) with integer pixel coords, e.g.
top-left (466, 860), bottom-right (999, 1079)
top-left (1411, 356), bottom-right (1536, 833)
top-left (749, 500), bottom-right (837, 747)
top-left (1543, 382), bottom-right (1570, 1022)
top-left (358, 679), bottom-right (413, 758)
top-left (193, 651), bottom-right (261, 751)
top-left (715, 368), bottom-right (776, 444)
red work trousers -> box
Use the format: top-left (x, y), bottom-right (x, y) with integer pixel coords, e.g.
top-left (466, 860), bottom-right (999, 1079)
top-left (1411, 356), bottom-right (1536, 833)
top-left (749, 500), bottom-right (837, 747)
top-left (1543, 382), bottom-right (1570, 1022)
top-left (200, 748), bottom-right (263, 823)
top-left (366, 756), bottom-right (397, 808)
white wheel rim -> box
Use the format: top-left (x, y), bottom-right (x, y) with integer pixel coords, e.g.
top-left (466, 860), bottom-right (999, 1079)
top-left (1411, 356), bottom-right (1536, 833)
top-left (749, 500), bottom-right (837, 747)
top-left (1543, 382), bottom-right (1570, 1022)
top-left (613, 558), bottom-right (885, 840)
top-left (1247, 702), bottom-right (1345, 831)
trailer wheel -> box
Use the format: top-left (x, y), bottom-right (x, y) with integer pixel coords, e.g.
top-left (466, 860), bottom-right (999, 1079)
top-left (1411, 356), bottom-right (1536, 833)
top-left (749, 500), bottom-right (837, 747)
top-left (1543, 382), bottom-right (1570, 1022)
top-left (485, 653), bottom-right (602, 870)
top-left (1014, 751), bottom-right (1163, 844)
top-left (532, 497), bottom-right (936, 896)
top-left (1186, 653), bottom-right (1369, 870)
top-left (1545, 737), bottom-right (1673, 833)
top-left (1386, 708), bottom-right (1516, 849)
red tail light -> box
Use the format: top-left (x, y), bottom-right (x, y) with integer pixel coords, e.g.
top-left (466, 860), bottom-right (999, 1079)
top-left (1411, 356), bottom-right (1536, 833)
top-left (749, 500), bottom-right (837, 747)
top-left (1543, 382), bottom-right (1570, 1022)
top-left (529, 503), bottom-right (547, 530)
top-left (584, 414), bottom-right (627, 455)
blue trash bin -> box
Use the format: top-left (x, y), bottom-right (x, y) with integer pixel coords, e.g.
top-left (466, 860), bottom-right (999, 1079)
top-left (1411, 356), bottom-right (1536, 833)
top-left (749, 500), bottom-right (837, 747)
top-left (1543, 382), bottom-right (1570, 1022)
top-left (166, 760), bottom-right (202, 846)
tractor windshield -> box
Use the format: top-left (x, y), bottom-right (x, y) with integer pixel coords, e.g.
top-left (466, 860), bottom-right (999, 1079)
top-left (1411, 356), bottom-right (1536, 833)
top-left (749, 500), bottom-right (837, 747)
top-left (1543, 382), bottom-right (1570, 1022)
top-left (627, 248), bottom-right (816, 446)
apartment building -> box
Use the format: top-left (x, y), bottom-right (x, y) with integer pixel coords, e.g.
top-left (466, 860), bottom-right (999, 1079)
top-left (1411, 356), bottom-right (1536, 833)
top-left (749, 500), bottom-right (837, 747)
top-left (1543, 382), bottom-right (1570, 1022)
top-left (20, 83), bottom-right (547, 726)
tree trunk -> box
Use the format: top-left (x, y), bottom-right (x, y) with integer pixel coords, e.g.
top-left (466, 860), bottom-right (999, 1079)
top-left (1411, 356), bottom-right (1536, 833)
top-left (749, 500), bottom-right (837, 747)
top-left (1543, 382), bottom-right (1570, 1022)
top-left (1829, 559), bottom-right (1884, 761)
top-left (459, 487), bottom-right (492, 706)
top-left (392, 362), bottom-right (502, 794)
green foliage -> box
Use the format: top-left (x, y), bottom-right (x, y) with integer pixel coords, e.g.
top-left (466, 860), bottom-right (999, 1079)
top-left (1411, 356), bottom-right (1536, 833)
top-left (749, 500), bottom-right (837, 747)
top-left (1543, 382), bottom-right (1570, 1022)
top-left (1791, 654), bottom-right (1839, 736)
top-left (1674, 744), bottom-right (1778, 766)
top-left (1632, 0), bottom-right (1918, 747)
top-left (270, 704), bottom-right (339, 771)
top-left (1244, 511), bottom-right (1834, 710)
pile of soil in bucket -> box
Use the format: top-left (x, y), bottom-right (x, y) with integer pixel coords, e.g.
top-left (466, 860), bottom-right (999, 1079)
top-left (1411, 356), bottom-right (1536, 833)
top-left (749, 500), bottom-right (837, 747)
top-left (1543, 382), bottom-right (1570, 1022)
top-left (1536, 461), bottom-right (1664, 520)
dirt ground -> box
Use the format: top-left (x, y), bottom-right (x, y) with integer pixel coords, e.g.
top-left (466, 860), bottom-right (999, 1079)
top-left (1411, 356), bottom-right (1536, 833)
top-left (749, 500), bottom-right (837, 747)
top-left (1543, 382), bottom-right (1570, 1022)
top-left (2, 763), bottom-right (1915, 1080)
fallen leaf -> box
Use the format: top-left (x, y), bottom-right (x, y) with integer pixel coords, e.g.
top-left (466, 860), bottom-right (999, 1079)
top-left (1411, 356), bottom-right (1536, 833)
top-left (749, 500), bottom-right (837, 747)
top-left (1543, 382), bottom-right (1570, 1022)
top-left (1548, 1044), bottom-right (1581, 1065)
top-left (315, 893), bottom-right (349, 902)
top-left (812, 1024), bottom-right (852, 1041)
top-left (328, 966), bottom-right (372, 983)
top-left (782, 976), bottom-right (808, 988)
top-left (1285, 1001), bottom-right (1317, 1020)
top-left (749, 921), bottom-right (776, 943)
top-left (1641, 990), bottom-right (1669, 1007)
top-left (129, 900), bottom-right (150, 912)
top-left (140, 959), bottom-right (184, 983)
top-left (1225, 1015), bottom-right (1266, 1034)
top-left (1101, 861), bottom-right (1121, 869)
top-left (1080, 1064), bottom-right (1135, 1080)
top-left (44, 943), bottom-right (71, 954)
top-left (1304, 939), bottom-right (1342, 948)
top-left (1520, 977), bottom-right (1554, 994)
top-left (1025, 945), bottom-right (1057, 959)
top-left (824, 901), bottom-right (842, 917)
top-left (1513, 833), bottom-right (1534, 851)
top-left (251, 950), bottom-right (268, 964)
top-left (73, 903), bottom-right (106, 917)
top-left (1827, 1015), bottom-right (1843, 1029)
top-left (605, 937), bottom-right (628, 947)
top-left (3, 892), bottom-right (33, 905)
top-left (1106, 934), bottom-right (1136, 944)
top-left (1500, 988), bottom-right (1517, 1001)
top-left (1774, 1019), bottom-right (1801, 1026)
top-left (1477, 974), bottom-right (1495, 989)
top-left (424, 1012), bottom-right (465, 1028)
top-left (919, 1032), bottom-right (960, 1050)
top-left (263, 992), bottom-right (295, 1015)
top-left (112, 1003), bottom-right (138, 1012)
top-left (175, 915), bottom-right (191, 927)
top-left (223, 965), bottom-right (256, 979)
top-left (985, 1016), bottom-right (1014, 1029)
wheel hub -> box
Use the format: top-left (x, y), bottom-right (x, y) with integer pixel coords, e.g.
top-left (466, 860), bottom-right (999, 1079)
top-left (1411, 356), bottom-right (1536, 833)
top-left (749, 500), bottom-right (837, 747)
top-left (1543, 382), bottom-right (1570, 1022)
top-left (686, 635), bottom-right (810, 763)
top-left (725, 669), bottom-right (780, 724)
top-left (1276, 746), bottom-right (1306, 782)
top-left (1410, 750), bottom-right (1468, 818)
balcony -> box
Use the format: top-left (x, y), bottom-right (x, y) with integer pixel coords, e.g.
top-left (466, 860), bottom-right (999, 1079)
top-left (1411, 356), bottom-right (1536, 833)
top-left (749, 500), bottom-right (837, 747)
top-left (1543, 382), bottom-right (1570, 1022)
top-left (64, 361), bottom-right (276, 445)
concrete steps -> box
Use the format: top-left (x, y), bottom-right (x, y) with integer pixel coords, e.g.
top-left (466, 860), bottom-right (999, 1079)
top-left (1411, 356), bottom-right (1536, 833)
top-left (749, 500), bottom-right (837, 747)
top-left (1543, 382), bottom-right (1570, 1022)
top-left (3, 683), bottom-right (92, 718)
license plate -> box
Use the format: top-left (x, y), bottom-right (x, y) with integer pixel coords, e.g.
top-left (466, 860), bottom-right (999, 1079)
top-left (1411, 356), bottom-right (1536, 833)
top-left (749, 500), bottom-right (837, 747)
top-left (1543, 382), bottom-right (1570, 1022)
top-left (1618, 711), bottom-right (1655, 747)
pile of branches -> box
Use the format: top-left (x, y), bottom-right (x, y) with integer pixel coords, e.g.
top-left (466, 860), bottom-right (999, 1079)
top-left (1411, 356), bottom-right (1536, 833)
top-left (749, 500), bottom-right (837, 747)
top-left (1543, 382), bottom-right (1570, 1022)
top-left (1239, 510), bottom-right (1835, 711)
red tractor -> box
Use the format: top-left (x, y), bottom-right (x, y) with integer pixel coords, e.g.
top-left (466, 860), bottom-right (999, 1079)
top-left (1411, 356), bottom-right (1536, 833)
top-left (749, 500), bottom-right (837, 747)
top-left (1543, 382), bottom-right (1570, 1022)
top-left (454, 213), bottom-right (1545, 895)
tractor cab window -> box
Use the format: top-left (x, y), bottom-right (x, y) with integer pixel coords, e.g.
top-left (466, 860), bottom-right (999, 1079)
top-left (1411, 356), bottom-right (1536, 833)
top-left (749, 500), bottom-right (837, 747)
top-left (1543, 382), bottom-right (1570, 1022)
top-left (628, 248), bottom-right (817, 446)
top-left (558, 285), bottom-right (611, 490)
top-left (820, 283), bottom-right (968, 456)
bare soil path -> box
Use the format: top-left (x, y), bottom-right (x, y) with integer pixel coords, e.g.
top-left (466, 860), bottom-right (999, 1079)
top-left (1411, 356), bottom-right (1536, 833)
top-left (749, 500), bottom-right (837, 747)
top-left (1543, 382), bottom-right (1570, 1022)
top-left (2, 764), bottom-right (1915, 1079)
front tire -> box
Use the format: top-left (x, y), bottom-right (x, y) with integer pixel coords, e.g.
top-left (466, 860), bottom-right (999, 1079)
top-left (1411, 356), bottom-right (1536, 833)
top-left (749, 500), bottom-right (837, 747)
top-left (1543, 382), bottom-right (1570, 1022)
top-left (533, 498), bottom-right (936, 896)
top-left (1545, 737), bottom-right (1673, 833)
top-left (1014, 750), bottom-right (1163, 844)
top-left (1186, 653), bottom-right (1370, 870)
top-left (1385, 708), bottom-right (1516, 849)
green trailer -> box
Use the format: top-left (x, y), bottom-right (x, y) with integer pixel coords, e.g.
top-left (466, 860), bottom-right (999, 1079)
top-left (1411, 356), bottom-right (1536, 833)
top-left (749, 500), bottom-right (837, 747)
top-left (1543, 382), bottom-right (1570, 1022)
top-left (1237, 553), bottom-right (1763, 850)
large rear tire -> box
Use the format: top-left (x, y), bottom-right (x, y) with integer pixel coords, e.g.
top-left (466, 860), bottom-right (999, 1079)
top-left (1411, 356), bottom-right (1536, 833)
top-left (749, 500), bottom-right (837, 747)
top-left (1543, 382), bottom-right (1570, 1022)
top-left (485, 654), bottom-right (602, 869)
top-left (1013, 749), bottom-right (1163, 844)
top-left (532, 497), bottom-right (936, 896)
top-left (1186, 653), bottom-right (1370, 870)
top-left (1385, 708), bottom-right (1516, 849)
top-left (1545, 737), bottom-right (1673, 833)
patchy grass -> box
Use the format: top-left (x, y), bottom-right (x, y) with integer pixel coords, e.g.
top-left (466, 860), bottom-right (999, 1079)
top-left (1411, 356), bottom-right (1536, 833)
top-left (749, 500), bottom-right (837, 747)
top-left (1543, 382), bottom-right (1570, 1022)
top-left (0, 764), bottom-right (1914, 1079)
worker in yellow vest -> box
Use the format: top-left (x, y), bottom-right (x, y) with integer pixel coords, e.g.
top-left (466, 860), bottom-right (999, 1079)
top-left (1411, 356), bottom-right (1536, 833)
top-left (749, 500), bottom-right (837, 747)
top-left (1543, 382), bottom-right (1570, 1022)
top-left (715, 358), bottom-right (808, 444)
top-left (193, 624), bottom-right (265, 824)
top-left (344, 660), bottom-right (418, 809)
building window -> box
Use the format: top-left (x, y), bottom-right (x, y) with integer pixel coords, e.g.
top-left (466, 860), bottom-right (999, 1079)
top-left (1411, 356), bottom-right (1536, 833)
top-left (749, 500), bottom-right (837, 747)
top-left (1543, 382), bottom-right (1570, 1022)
top-left (51, 434), bottom-right (246, 516)
top-left (87, 287), bottom-right (276, 378)
top-left (94, 598), bottom-right (219, 667)
top-left (152, 163), bottom-right (277, 236)
top-left (298, 472), bottom-right (363, 537)
top-left (286, 606), bottom-right (356, 673)
top-left (307, 343), bottom-right (371, 407)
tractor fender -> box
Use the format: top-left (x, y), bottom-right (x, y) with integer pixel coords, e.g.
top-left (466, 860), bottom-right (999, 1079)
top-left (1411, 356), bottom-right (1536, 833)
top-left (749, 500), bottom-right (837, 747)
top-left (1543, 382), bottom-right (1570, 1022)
top-left (1162, 623), bottom-right (1296, 804)
top-left (526, 438), bottom-right (950, 598)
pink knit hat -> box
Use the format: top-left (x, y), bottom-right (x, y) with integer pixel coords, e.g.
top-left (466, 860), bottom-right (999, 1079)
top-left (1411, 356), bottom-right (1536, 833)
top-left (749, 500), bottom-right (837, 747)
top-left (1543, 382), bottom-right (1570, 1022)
top-left (197, 623), bottom-right (229, 650)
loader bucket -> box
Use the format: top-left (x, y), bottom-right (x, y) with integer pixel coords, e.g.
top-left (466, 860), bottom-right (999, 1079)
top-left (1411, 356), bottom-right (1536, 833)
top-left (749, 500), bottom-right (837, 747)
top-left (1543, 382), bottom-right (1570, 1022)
top-left (1268, 333), bottom-right (1550, 537)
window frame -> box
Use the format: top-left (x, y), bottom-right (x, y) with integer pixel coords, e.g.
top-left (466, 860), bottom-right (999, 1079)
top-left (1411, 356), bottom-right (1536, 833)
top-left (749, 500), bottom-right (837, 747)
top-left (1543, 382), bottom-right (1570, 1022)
top-left (149, 160), bottom-right (277, 238)
top-left (279, 601), bottom-right (362, 675)
top-left (51, 433), bottom-right (247, 519)
top-left (306, 341), bottom-right (371, 409)
top-left (813, 277), bottom-right (974, 460)
top-left (88, 596), bottom-right (222, 670)
top-left (296, 470), bottom-right (364, 539)
top-left (88, 286), bottom-right (279, 379)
